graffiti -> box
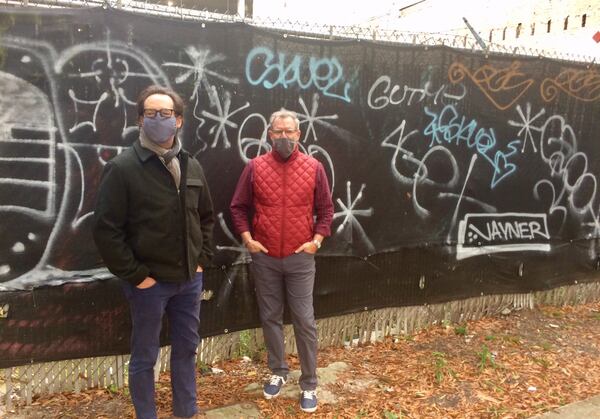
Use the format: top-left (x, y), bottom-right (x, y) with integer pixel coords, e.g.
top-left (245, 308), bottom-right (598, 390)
top-left (245, 46), bottom-right (352, 103)
top-left (508, 103), bottom-right (546, 153)
top-left (0, 34), bottom-right (168, 288)
top-left (445, 154), bottom-right (478, 244)
top-left (216, 212), bottom-right (249, 264)
top-left (380, 120), bottom-right (497, 221)
top-left (367, 75), bottom-right (466, 110)
top-left (56, 32), bottom-right (169, 138)
top-left (333, 181), bottom-right (374, 253)
top-left (236, 112), bottom-right (271, 164)
top-left (456, 213), bottom-right (551, 260)
top-left (541, 68), bottom-right (600, 102)
top-left (8, 7), bottom-right (600, 370)
top-left (163, 46), bottom-right (239, 101)
top-left (424, 105), bottom-right (521, 188)
top-left (200, 87), bottom-right (249, 149)
top-left (448, 61), bottom-right (534, 111)
top-left (0, 72), bottom-right (57, 220)
top-left (534, 115), bottom-right (600, 236)
top-left (296, 94), bottom-right (338, 143)
top-left (1, 7), bottom-right (599, 292)
top-left (163, 45), bottom-right (240, 150)
top-left (380, 119), bottom-right (421, 186)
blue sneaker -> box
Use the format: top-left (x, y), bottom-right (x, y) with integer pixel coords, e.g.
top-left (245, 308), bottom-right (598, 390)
top-left (263, 374), bottom-right (286, 399)
top-left (300, 390), bottom-right (317, 413)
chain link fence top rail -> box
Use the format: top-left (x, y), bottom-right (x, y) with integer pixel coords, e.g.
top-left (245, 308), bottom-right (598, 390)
top-left (1, 0), bottom-right (598, 65)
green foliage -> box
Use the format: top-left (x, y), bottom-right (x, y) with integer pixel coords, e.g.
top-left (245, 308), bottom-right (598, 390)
top-left (454, 325), bottom-right (467, 336)
top-left (233, 330), bottom-right (265, 360)
top-left (477, 345), bottom-right (496, 371)
top-left (432, 351), bottom-right (455, 384)
top-left (197, 360), bottom-right (212, 375)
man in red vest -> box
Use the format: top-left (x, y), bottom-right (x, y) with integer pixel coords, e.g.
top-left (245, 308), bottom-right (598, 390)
top-left (230, 109), bottom-right (334, 413)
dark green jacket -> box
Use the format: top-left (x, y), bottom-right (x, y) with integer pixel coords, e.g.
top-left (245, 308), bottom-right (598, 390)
top-left (92, 141), bottom-right (214, 286)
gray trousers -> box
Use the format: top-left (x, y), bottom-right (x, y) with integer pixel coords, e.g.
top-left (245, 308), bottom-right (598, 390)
top-left (250, 251), bottom-right (318, 391)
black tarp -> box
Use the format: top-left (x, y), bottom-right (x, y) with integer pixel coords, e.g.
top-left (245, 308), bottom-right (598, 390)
top-left (1, 7), bottom-right (600, 367)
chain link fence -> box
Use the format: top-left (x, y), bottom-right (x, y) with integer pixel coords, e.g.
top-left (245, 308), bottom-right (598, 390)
top-left (1, 0), bottom-right (598, 64)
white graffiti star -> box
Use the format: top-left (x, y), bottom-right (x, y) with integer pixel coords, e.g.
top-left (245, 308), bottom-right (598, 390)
top-left (333, 181), bottom-right (375, 253)
top-left (162, 46), bottom-right (239, 102)
top-left (296, 93), bottom-right (338, 143)
top-left (201, 87), bottom-right (250, 149)
top-left (508, 103), bottom-right (546, 153)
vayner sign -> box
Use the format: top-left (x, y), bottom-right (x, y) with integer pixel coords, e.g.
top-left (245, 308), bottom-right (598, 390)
top-left (457, 213), bottom-right (550, 260)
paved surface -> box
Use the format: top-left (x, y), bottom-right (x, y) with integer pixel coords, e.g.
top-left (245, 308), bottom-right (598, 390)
top-left (204, 402), bottom-right (260, 418)
top-left (528, 395), bottom-right (600, 418)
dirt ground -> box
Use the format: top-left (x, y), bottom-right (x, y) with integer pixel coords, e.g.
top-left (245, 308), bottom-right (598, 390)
top-left (7, 301), bottom-right (600, 418)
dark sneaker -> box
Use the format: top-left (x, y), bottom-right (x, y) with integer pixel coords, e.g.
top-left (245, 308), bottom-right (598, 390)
top-left (300, 390), bottom-right (317, 413)
top-left (263, 374), bottom-right (286, 399)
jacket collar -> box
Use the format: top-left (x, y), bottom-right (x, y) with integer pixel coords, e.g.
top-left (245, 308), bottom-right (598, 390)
top-left (133, 140), bottom-right (155, 162)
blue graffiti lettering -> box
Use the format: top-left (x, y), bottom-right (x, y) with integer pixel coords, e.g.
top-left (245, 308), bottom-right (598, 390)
top-left (424, 105), bottom-right (521, 188)
top-left (245, 46), bottom-right (352, 103)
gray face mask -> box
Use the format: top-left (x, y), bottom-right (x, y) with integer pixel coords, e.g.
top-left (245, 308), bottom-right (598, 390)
top-left (272, 137), bottom-right (297, 160)
top-left (142, 116), bottom-right (177, 144)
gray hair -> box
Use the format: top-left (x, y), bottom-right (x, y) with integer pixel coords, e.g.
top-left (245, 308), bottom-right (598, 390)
top-left (269, 108), bottom-right (300, 130)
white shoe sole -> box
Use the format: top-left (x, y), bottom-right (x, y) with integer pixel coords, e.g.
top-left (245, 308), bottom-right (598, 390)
top-left (300, 406), bottom-right (317, 413)
top-left (263, 390), bottom-right (280, 399)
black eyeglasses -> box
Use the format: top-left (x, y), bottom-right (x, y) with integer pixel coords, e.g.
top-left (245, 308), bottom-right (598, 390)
top-left (269, 129), bottom-right (299, 136)
top-left (143, 108), bottom-right (175, 118)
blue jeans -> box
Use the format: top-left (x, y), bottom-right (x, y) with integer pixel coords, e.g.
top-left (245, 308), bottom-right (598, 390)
top-left (122, 272), bottom-right (203, 419)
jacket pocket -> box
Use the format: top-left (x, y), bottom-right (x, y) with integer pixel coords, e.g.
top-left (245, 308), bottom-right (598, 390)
top-left (186, 177), bottom-right (203, 208)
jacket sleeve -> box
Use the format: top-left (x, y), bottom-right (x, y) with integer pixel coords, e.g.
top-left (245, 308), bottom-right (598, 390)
top-left (92, 162), bottom-right (150, 286)
top-left (196, 165), bottom-right (215, 268)
top-left (229, 161), bottom-right (254, 235)
top-left (313, 162), bottom-right (334, 237)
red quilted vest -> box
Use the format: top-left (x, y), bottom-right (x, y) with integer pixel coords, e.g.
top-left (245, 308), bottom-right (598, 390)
top-left (253, 149), bottom-right (318, 258)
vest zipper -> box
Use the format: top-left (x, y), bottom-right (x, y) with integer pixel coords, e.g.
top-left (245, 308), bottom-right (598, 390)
top-left (281, 162), bottom-right (287, 256)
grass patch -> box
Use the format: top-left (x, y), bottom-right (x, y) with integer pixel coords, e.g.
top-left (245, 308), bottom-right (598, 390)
top-left (454, 325), bottom-right (467, 336)
top-left (477, 345), bottom-right (496, 371)
top-left (432, 351), bottom-right (455, 384)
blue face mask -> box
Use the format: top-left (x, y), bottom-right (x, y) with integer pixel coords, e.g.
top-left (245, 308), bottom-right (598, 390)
top-left (142, 116), bottom-right (177, 144)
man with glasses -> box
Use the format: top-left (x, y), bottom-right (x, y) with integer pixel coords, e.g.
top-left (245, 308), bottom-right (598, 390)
top-left (230, 109), bottom-right (333, 413)
top-left (93, 85), bottom-right (214, 419)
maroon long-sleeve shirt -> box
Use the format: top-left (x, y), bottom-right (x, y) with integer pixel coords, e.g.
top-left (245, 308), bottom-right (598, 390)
top-left (230, 155), bottom-right (334, 238)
